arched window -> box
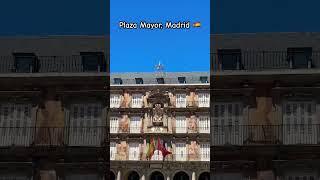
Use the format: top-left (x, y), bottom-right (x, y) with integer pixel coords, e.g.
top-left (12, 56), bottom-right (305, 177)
top-left (198, 172), bottom-right (210, 180)
top-left (173, 171), bottom-right (189, 180)
top-left (127, 171), bottom-right (140, 180)
top-left (110, 171), bottom-right (116, 180)
top-left (150, 171), bottom-right (164, 180)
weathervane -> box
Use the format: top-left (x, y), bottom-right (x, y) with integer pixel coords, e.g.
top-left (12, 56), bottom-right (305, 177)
top-left (154, 61), bottom-right (165, 77)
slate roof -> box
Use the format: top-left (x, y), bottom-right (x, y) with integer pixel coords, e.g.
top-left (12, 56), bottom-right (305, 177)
top-left (211, 32), bottom-right (320, 51)
top-left (110, 72), bottom-right (210, 85)
top-left (0, 36), bottom-right (108, 56)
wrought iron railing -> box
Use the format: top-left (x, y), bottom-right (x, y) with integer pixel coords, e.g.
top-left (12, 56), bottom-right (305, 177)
top-left (110, 100), bottom-right (210, 109)
top-left (211, 51), bottom-right (320, 71)
top-left (212, 124), bottom-right (320, 145)
top-left (111, 153), bottom-right (210, 162)
top-left (110, 126), bottom-right (210, 134)
top-left (0, 56), bottom-right (107, 73)
top-left (0, 127), bottom-right (108, 147)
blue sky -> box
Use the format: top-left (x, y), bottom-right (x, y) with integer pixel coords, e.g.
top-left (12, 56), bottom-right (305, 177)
top-left (0, 0), bottom-right (108, 35)
top-left (110, 0), bottom-right (210, 72)
top-left (213, 0), bottom-right (320, 33)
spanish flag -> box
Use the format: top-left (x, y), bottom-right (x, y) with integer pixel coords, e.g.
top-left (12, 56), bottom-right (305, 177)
top-left (193, 22), bottom-right (201, 28)
top-left (147, 136), bottom-right (155, 159)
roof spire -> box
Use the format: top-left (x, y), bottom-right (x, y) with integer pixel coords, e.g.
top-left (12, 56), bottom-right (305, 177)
top-left (155, 60), bottom-right (164, 72)
top-left (154, 60), bottom-right (165, 77)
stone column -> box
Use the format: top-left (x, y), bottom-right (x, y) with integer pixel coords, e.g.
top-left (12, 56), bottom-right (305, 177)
top-left (117, 171), bottom-right (121, 180)
top-left (141, 174), bottom-right (145, 180)
top-left (192, 172), bottom-right (196, 180)
top-left (167, 176), bottom-right (170, 180)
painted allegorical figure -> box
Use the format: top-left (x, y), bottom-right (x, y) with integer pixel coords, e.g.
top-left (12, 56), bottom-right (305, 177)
top-left (188, 141), bottom-right (200, 161)
top-left (188, 115), bottom-right (198, 133)
top-left (119, 115), bottom-right (129, 133)
top-left (117, 141), bottom-right (128, 160)
top-left (120, 91), bottom-right (131, 108)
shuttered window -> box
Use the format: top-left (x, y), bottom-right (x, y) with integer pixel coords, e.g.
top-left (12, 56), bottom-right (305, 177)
top-left (176, 94), bottom-right (187, 108)
top-left (213, 102), bottom-right (243, 145)
top-left (175, 143), bottom-right (187, 161)
top-left (199, 116), bottom-right (210, 133)
top-left (198, 93), bottom-right (210, 107)
top-left (110, 94), bottom-right (121, 108)
top-left (175, 116), bottom-right (187, 133)
top-left (0, 103), bottom-right (33, 146)
top-left (130, 116), bottom-right (141, 133)
top-left (129, 142), bottom-right (140, 160)
top-left (131, 94), bottom-right (143, 108)
top-left (110, 117), bottom-right (119, 133)
top-left (68, 103), bottom-right (102, 146)
top-left (283, 101), bottom-right (316, 144)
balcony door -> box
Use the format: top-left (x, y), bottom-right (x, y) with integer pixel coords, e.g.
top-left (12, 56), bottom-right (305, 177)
top-left (0, 103), bottom-right (33, 146)
top-left (283, 101), bottom-right (317, 144)
top-left (213, 102), bottom-right (243, 145)
top-left (68, 103), bottom-right (102, 146)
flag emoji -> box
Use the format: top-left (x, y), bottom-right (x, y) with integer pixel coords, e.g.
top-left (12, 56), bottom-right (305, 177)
top-left (193, 22), bottom-right (201, 28)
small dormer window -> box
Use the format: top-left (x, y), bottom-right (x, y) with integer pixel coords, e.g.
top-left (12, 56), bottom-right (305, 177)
top-left (114, 78), bottom-right (123, 85)
top-left (178, 77), bottom-right (186, 84)
top-left (13, 53), bottom-right (38, 73)
top-left (135, 78), bottom-right (143, 84)
top-left (287, 47), bottom-right (312, 69)
top-left (200, 76), bottom-right (208, 83)
top-left (80, 52), bottom-right (105, 72)
top-left (156, 78), bottom-right (165, 84)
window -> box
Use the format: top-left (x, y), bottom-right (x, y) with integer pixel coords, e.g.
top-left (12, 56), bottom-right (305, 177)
top-left (198, 93), bottom-right (210, 107)
top-left (114, 78), bottom-right (123, 85)
top-left (199, 116), bottom-right (210, 133)
top-left (81, 52), bottom-right (105, 72)
top-left (135, 78), bottom-right (143, 84)
top-left (151, 150), bottom-right (163, 161)
top-left (217, 49), bottom-right (242, 70)
top-left (129, 142), bottom-right (140, 160)
top-left (110, 94), bottom-right (121, 108)
top-left (131, 94), bottom-right (143, 108)
top-left (156, 78), bottom-right (165, 84)
top-left (110, 117), bottom-right (119, 133)
top-left (287, 47), bottom-right (312, 69)
top-left (178, 77), bottom-right (186, 84)
top-left (110, 142), bottom-right (117, 160)
top-left (175, 143), bottom-right (187, 161)
top-left (200, 143), bottom-right (210, 161)
top-left (213, 102), bottom-right (243, 145)
top-left (200, 76), bottom-right (208, 83)
top-left (283, 101), bottom-right (316, 144)
top-left (69, 103), bottom-right (102, 146)
top-left (130, 116), bottom-right (141, 133)
top-left (13, 53), bottom-right (37, 73)
top-left (175, 116), bottom-right (187, 133)
top-left (0, 103), bottom-right (32, 146)
top-left (176, 93), bottom-right (187, 108)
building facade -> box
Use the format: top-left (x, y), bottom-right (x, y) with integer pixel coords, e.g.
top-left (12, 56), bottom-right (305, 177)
top-left (211, 32), bottom-right (320, 180)
top-left (0, 36), bottom-right (109, 180)
top-left (110, 72), bottom-right (210, 180)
